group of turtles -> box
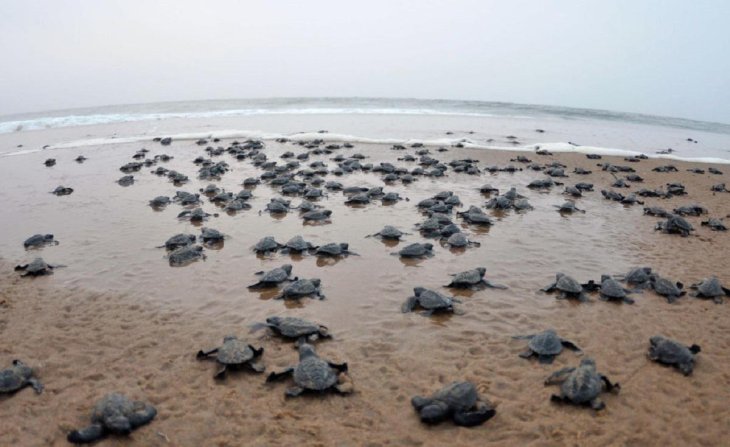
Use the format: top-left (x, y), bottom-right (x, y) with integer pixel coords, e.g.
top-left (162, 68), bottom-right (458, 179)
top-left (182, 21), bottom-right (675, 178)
top-left (8, 134), bottom-right (728, 441)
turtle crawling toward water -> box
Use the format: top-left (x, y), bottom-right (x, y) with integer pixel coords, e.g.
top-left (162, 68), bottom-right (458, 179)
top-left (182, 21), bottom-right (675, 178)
top-left (15, 258), bottom-right (59, 276)
top-left (513, 329), bottom-right (581, 363)
top-left (275, 278), bottom-right (324, 300)
top-left (197, 336), bottom-right (265, 379)
top-left (411, 381), bottom-right (496, 426)
top-left (442, 232), bottom-right (480, 249)
top-left (266, 343), bottom-right (352, 397)
top-left (281, 235), bottom-right (316, 254)
top-left (541, 273), bottom-right (588, 302)
top-left (367, 225), bottom-right (410, 240)
top-left (0, 360), bottom-right (43, 395)
top-left (690, 276), bottom-right (730, 303)
top-left (588, 275), bottom-right (636, 304)
top-left (445, 267), bottom-right (507, 290)
top-left (66, 393), bottom-right (157, 444)
top-left (545, 358), bottom-right (620, 410)
top-left (649, 274), bottom-right (685, 303)
top-left (23, 234), bottom-right (58, 249)
top-left (167, 245), bottom-right (205, 267)
top-left (393, 243), bottom-right (434, 258)
top-left (315, 242), bottom-right (358, 257)
top-left (259, 316), bottom-right (331, 345)
top-left (655, 215), bottom-right (693, 236)
top-left (402, 287), bottom-right (459, 315)
top-left (51, 186), bottom-right (74, 196)
top-left (648, 336), bottom-right (700, 376)
top-left (554, 201), bottom-right (585, 214)
top-left (253, 236), bottom-right (284, 255)
top-left (248, 265), bottom-right (294, 289)
top-left (618, 267), bottom-right (653, 289)
top-left (159, 233), bottom-right (196, 251)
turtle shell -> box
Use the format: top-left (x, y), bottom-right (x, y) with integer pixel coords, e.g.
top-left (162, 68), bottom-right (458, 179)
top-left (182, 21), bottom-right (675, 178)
top-left (285, 236), bottom-right (313, 251)
top-left (316, 243), bottom-right (346, 256)
top-left (528, 330), bottom-right (563, 356)
top-left (430, 382), bottom-right (479, 412)
top-left (555, 274), bottom-right (583, 294)
top-left (168, 245), bottom-right (204, 266)
top-left (652, 276), bottom-right (681, 296)
top-left (399, 243), bottom-right (432, 257)
top-left (560, 359), bottom-right (602, 404)
top-left (293, 356), bottom-right (338, 391)
top-left (600, 278), bottom-right (627, 299)
top-left (267, 317), bottom-right (322, 338)
top-left (378, 226), bottom-right (404, 239)
top-left (282, 279), bottom-right (320, 297)
top-left (255, 237), bottom-right (280, 252)
top-left (450, 268), bottom-right (486, 286)
top-left (694, 277), bottom-right (725, 297)
top-left (649, 336), bottom-right (694, 365)
top-left (260, 265), bottom-right (292, 283)
top-left (164, 233), bottom-right (196, 250)
top-left (415, 288), bottom-right (453, 309)
top-left (217, 337), bottom-right (256, 365)
top-left (446, 233), bottom-right (469, 247)
top-left (0, 364), bottom-right (31, 393)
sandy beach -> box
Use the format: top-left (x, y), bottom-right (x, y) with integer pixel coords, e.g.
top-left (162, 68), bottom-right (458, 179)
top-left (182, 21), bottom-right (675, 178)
top-left (1, 119), bottom-right (729, 447)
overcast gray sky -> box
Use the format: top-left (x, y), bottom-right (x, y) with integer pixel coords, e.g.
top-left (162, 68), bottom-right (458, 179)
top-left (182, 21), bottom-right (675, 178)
top-left (1, 0), bottom-right (728, 122)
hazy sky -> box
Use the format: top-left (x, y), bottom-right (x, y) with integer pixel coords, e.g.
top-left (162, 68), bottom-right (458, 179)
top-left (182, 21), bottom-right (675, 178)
top-left (1, 0), bottom-right (728, 122)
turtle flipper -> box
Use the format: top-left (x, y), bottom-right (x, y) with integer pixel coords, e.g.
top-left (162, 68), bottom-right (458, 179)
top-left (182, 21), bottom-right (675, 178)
top-left (590, 397), bottom-right (606, 410)
top-left (623, 296), bottom-right (635, 304)
top-left (453, 401), bottom-right (496, 427)
top-left (538, 354), bottom-right (555, 364)
top-left (689, 344), bottom-right (701, 354)
top-left (196, 347), bottom-right (219, 359)
top-left (266, 367), bottom-right (294, 382)
top-left (247, 282), bottom-right (266, 290)
top-left (483, 280), bottom-right (507, 289)
top-left (560, 340), bottom-right (581, 352)
top-left (248, 361), bottom-right (265, 373)
top-left (214, 365), bottom-right (228, 380)
top-left (544, 367), bottom-right (575, 385)
top-left (401, 296), bottom-right (417, 313)
top-left (285, 386), bottom-right (304, 397)
top-left (600, 375), bottom-right (620, 393)
top-left (28, 378), bottom-right (44, 394)
top-left (328, 361), bottom-right (348, 373)
top-left (540, 282), bottom-right (557, 293)
top-left (128, 402), bottom-right (157, 428)
top-left (549, 394), bottom-right (566, 404)
top-left (518, 349), bottom-right (534, 359)
top-left (512, 334), bottom-right (536, 340)
top-left (67, 424), bottom-right (106, 444)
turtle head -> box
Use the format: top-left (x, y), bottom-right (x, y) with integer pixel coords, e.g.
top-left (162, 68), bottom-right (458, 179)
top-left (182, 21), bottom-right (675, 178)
top-left (310, 279), bottom-right (321, 287)
top-left (579, 358), bottom-right (596, 369)
top-left (600, 274), bottom-right (611, 283)
top-left (222, 335), bottom-right (238, 343)
top-left (423, 243), bottom-right (434, 250)
top-left (413, 287), bottom-right (426, 296)
top-left (649, 335), bottom-right (665, 347)
top-left (105, 415), bottom-right (132, 435)
top-left (340, 243), bottom-right (349, 250)
top-left (476, 267), bottom-right (487, 276)
top-left (556, 272), bottom-right (566, 280)
top-left (44, 234), bottom-right (54, 241)
top-left (282, 265), bottom-right (293, 275)
top-left (11, 360), bottom-right (33, 379)
top-left (266, 316), bottom-right (281, 326)
top-left (323, 210), bottom-right (332, 217)
top-left (297, 343), bottom-right (317, 360)
top-left (689, 344), bottom-right (701, 354)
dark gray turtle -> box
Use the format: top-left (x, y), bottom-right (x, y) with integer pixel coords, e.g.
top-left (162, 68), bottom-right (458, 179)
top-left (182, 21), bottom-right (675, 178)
top-left (401, 287), bottom-right (459, 315)
top-left (655, 215), bottom-right (693, 236)
top-left (647, 274), bottom-right (684, 303)
top-left (643, 206), bottom-right (670, 217)
top-left (281, 235), bottom-right (316, 254)
top-left (173, 190), bottom-right (200, 205)
top-left (367, 225), bottom-right (409, 240)
top-left (148, 196), bottom-right (171, 208)
top-left (248, 264), bottom-right (294, 289)
top-left (690, 276), bottom-right (730, 303)
top-left (673, 204), bottom-right (707, 216)
top-left (275, 278), bottom-right (324, 300)
top-left (0, 360), bottom-right (43, 394)
top-left (564, 186), bottom-right (583, 197)
top-left (541, 273), bottom-right (588, 302)
top-left (45, 158), bottom-right (56, 167)
top-left (457, 206), bottom-right (493, 225)
top-left (297, 200), bottom-right (320, 212)
top-left (618, 267), bottom-right (653, 289)
top-left (445, 267), bottom-right (506, 290)
top-left (75, 155), bottom-right (90, 163)
top-left (554, 201), bottom-right (585, 214)
top-left (381, 192), bottom-right (403, 203)
top-left (711, 183), bottom-right (728, 192)
top-left (14, 258), bottom-right (58, 276)
top-left (315, 242), bottom-right (357, 257)
top-left (224, 198), bottom-right (251, 212)
top-left (167, 245), bottom-right (205, 267)
top-left (117, 175), bottom-right (134, 186)
top-left (442, 232), bottom-right (480, 249)
top-left (265, 198), bottom-right (291, 214)
top-left (200, 227), bottom-right (224, 244)
top-left (513, 329), bottom-right (581, 364)
top-left (544, 358), bottom-right (619, 410)
top-left (394, 243), bottom-right (434, 258)
top-left (23, 234), bottom-right (58, 249)
top-left (66, 393), bottom-right (157, 444)
top-left (51, 186), bottom-right (74, 196)
top-left (177, 207), bottom-right (211, 222)
top-left (345, 193), bottom-right (370, 204)
top-left (593, 275), bottom-right (635, 304)
top-left (411, 381), bottom-right (496, 427)
top-left (701, 218), bottom-right (727, 231)
top-left (196, 335), bottom-right (265, 379)
top-left (479, 184), bottom-right (499, 194)
top-left (266, 343), bottom-right (351, 397)
top-left (302, 209), bottom-right (332, 222)
top-left (253, 236), bottom-right (284, 254)
top-left (160, 233), bottom-right (196, 251)
top-left (648, 336), bottom-right (701, 376)
top-left (261, 316), bottom-right (331, 344)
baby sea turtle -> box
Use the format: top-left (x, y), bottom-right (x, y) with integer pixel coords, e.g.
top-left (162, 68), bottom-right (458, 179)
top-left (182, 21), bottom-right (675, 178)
top-left (648, 336), bottom-right (701, 376)
top-left (619, 267), bottom-right (653, 289)
top-left (445, 267), bottom-right (507, 290)
top-left (117, 175), bottom-right (134, 186)
top-left (457, 206), bottom-right (493, 225)
top-left (442, 232), bottom-right (480, 249)
top-left (248, 265), bottom-right (294, 289)
top-left (655, 215), bottom-right (693, 236)
top-left (260, 316), bottom-right (331, 345)
top-left (160, 233), bottom-right (196, 251)
top-left (589, 275), bottom-right (635, 304)
top-left (315, 243), bottom-right (357, 257)
top-left (541, 273), bottom-right (588, 302)
top-left (167, 245), bottom-right (205, 267)
top-left (275, 278), bottom-right (324, 300)
top-left (367, 225), bottom-right (409, 240)
top-left (281, 235), bottom-right (316, 254)
top-left (554, 201), bottom-right (585, 214)
top-left (544, 358), bottom-right (619, 410)
top-left (266, 343), bottom-right (351, 397)
top-left (402, 287), bottom-right (459, 315)
top-left (690, 276), bottom-right (730, 303)
top-left (200, 227), bottom-right (224, 245)
top-left (513, 329), bottom-right (581, 364)
top-left (302, 209), bottom-right (332, 222)
top-left (51, 186), bottom-right (74, 196)
top-left (148, 196), bottom-right (171, 208)
top-left (701, 218), bottom-right (728, 231)
top-left (23, 234), bottom-right (58, 249)
top-left (411, 381), bottom-right (496, 426)
top-left (66, 393), bottom-right (157, 444)
top-left (196, 335), bottom-right (265, 379)
top-left (177, 208), bottom-right (211, 222)
top-left (253, 236), bottom-right (284, 254)
top-left (45, 158), bottom-right (56, 167)
top-left (649, 274), bottom-right (684, 303)
top-left (14, 258), bottom-right (58, 276)
top-left (393, 243), bottom-right (434, 258)
top-left (0, 360), bottom-right (43, 395)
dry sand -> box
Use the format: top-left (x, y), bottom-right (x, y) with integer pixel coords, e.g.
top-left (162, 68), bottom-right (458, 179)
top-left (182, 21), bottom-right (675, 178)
top-left (1, 130), bottom-right (729, 446)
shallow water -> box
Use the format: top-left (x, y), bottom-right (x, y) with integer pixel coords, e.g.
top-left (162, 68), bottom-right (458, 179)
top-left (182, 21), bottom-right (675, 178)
top-left (0, 126), bottom-right (729, 446)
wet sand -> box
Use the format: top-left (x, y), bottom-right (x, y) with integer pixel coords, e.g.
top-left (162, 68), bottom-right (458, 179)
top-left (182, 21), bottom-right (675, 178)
top-left (1, 128), bottom-right (729, 446)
